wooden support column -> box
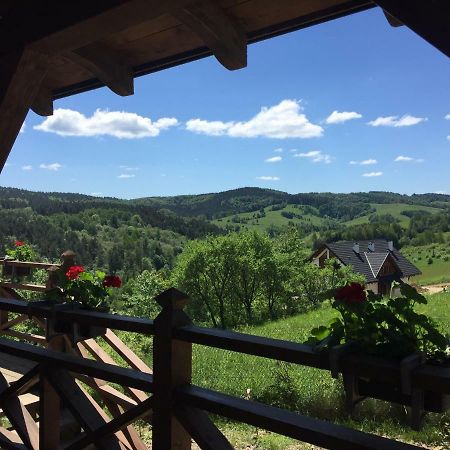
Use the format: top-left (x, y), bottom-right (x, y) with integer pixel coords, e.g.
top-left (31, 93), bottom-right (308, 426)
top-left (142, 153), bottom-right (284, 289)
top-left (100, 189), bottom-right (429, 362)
top-left (0, 48), bottom-right (49, 172)
top-left (152, 288), bottom-right (192, 450)
top-left (40, 336), bottom-right (64, 449)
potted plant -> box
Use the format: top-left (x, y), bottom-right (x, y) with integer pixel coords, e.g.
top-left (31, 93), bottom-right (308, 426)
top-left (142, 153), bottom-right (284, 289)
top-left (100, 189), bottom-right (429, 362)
top-left (2, 241), bottom-right (36, 278)
top-left (46, 265), bottom-right (122, 342)
top-left (306, 282), bottom-right (450, 427)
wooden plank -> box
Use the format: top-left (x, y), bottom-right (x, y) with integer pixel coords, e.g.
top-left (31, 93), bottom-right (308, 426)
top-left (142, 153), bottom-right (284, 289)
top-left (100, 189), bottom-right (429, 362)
top-left (0, 314), bottom-right (28, 331)
top-left (79, 339), bottom-right (149, 403)
top-left (175, 404), bottom-right (233, 450)
top-left (373, 0), bottom-right (450, 57)
top-left (46, 369), bottom-right (124, 450)
top-left (103, 330), bottom-right (152, 373)
top-left (68, 43), bottom-right (134, 96)
top-left (0, 426), bottom-right (27, 450)
top-left (172, 0), bottom-right (247, 70)
top-left (0, 283), bottom-right (47, 293)
top-left (65, 398), bottom-right (153, 450)
top-left (0, 48), bottom-right (48, 172)
top-left (0, 338), bottom-right (153, 392)
top-left (0, 365), bottom-right (40, 402)
top-left (1, 330), bottom-right (47, 345)
top-left (176, 385), bottom-right (423, 450)
top-left (0, 373), bottom-right (39, 450)
top-left (0, 260), bottom-right (60, 270)
top-left (39, 370), bottom-right (60, 450)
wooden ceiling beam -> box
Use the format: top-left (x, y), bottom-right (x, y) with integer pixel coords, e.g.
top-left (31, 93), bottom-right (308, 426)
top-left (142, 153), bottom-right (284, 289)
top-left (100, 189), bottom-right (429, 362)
top-left (0, 48), bottom-right (49, 173)
top-left (28, 0), bottom-right (193, 55)
top-left (172, 0), bottom-right (247, 70)
top-left (66, 43), bottom-right (134, 96)
top-left (31, 84), bottom-right (54, 117)
top-left (373, 0), bottom-right (450, 57)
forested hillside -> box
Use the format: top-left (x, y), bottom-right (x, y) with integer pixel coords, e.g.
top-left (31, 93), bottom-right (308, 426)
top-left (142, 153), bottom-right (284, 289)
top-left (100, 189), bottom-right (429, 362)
top-left (1, 186), bottom-right (449, 281)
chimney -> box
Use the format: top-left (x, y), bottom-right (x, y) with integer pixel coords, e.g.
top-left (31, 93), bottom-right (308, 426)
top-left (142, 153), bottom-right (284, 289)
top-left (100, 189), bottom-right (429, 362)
top-left (352, 242), bottom-right (360, 253)
top-left (388, 241), bottom-right (394, 251)
top-left (368, 242), bottom-right (375, 252)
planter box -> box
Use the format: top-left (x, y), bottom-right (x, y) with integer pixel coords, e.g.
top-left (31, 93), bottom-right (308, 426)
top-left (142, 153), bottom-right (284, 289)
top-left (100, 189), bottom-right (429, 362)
top-left (46, 302), bottom-right (107, 343)
top-left (2, 262), bottom-right (32, 278)
top-left (335, 351), bottom-right (450, 430)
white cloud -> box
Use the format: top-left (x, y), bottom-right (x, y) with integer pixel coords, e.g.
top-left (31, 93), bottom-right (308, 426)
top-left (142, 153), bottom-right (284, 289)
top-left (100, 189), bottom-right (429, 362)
top-left (448, 135), bottom-right (450, 141)
top-left (394, 155), bottom-right (424, 163)
top-left (325, 110), bottom-right (362, 124)
top-left (186, 100), bottom-right (323, 139)
top-left (294, 150), bottom-right (332, 164)
top-left (20, 123), bottom-right (26, 133)
top-left (363, 171), bottom-right (383, 177)
top-left (367, 115), bottom-right (427, 127)
top-left (350, 159), bottom-right (377, 165)
top-left (34, 108), bottom-right (178, 139)
top-left (118, 173), bottom-right (136, 179)
top-left (445, 114), bottom-right (450, 120)
top-left (22, 165), bottom-right (33, 171)
top-left (90, 192), bottom-right (103, 197)
top-left (40, 163), bottom-right (62, 171)
top-left (265, 156), bottom-right (282, 163)
top-left (256, 176), bottom-right (280, 181)
top-left (435, 190), bottom-right (446, 194)
top-left (120, 166), bottom-right (139, 171)
top-left (274, 148), bottom-right (283, 153)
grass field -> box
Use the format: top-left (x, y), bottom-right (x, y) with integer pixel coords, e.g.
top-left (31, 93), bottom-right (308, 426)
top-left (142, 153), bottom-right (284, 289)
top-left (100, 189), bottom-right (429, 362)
top-left (403, 243), bottom-right (450, 285)
top-left (191, 292), bottom-right (450, 449)
top-left (213, 204), bottom-right (325, 232)
top-left (344, 203), bottom-right (443, 227)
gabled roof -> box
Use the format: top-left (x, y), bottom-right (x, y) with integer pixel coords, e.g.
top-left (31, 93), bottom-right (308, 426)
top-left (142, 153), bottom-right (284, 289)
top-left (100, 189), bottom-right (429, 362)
top-left (314, 239), bottom-right (421, 283)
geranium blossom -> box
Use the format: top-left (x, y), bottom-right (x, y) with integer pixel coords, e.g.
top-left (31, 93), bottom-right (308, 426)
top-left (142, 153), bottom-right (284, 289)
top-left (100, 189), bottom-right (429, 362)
top-left (334, 282), bottom-right (366, 304)
top-left (103, 275), bottom-right (122, 288)
top-left (15, 241), bottom-right (24, 247)
top-left (66, 265), bottom-right (85, 280)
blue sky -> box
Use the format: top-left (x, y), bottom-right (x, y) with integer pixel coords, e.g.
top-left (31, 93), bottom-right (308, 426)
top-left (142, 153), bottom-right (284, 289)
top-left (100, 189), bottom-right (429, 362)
top-left (2, 8), bottom-right (449, 199)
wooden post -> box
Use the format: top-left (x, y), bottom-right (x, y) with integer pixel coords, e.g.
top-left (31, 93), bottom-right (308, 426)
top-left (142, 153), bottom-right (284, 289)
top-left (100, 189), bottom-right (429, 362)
top-left (152, 288), bottom-right (192, 450)
top-left (40, 336), bottom-right (64, 449)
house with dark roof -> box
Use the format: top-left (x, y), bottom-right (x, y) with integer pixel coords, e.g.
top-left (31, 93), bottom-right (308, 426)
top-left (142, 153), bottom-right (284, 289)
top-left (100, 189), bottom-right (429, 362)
top-left (311, 239), bottom-right (421, 295)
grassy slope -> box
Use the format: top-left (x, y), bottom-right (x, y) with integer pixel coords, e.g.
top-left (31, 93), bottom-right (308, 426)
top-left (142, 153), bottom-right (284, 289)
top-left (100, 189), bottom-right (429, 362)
top-left (344, 203), bottom-right (442, 227)
top-left (213, 204), bottom-right (325, 232)
top-left (403, 242), bottom-right (450, 285)
top-left (192, 293), bottom-right (450, 449)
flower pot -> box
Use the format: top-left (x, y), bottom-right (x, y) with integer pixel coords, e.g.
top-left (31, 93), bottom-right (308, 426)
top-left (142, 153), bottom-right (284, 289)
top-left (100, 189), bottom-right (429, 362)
top-left (2, 261), bottom-right (32, 278)
top-left (46, 302), bottom-right (108, 343)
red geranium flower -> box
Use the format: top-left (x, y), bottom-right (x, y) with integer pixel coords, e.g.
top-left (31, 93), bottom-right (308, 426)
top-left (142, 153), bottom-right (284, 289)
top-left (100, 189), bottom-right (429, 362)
top-left (66, 265), bottom-right (85, 280)
top-left (103, 275), bottom-right (122, 288)
top-left (335, 282), bottom-right (366, 304)
top-left (15, 241), bottom-right (24, 247)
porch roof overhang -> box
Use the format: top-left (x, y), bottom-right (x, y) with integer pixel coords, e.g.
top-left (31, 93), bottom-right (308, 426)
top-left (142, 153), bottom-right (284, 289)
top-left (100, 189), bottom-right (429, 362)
top-left (0, 0), bottom-right (448, 172)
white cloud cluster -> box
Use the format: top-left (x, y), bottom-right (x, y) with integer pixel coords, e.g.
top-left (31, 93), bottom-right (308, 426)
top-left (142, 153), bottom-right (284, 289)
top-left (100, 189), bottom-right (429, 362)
top-left (265, 156), bottom-right (282, 163)
top-left (445, 114), bottom-right (450, 120)
top-left (256, 176), bottom-right (280, 181)
top-left (325, 110), bottom-right (362, 124)
top-left (294, 150), bottom-right (332, 164)
top-left (22, 165), bottom-right (33, 171)
top-left (40, 163), bottom-right (62, 171)
top-left (118, 173), bottom-right (136, 179)
top-left (363, 171), bottom-right (383, 177)
top-left (349, 159), bottom-right (377, 165)
top-left (367, 115), bottom-right (426, 127)
top-left (394, 155), bottom-right (424, 163)
top-left (34, 108), bottom-right (178, 139)
top-left (186, 100), bottom-right (323, 139)
top-left (273, 148), bottom-right (283, 153)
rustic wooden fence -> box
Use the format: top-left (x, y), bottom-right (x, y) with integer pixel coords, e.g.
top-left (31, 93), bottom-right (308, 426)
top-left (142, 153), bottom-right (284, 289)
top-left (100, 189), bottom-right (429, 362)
top-left (0, 264), bottom-right (448, 448)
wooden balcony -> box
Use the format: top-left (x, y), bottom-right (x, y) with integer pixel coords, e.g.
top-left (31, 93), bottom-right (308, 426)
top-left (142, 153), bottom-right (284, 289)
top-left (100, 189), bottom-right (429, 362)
top-left (0, 262), bottom-right (448, 449)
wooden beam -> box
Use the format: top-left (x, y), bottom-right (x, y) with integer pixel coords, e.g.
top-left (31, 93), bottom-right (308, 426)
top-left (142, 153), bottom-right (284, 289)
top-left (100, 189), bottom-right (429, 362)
top-left (66, 43), bottom-right (134, 96)
top-left (0, 426), bottom-right (27, 450)
top-left (373, 0), bottom-right (450, 57)
top-left (172, 0), bottom-right (247, 70)
top-left (0, 48), bottom-right (48, 172)
top-left (28, 0), bottom-right (193, 55)
top-left (383, 11), bottom-right (403, 27)
top-left (0, 373), bottom-right (39, 450)
top-left (175, 405), bottom-right (234, 450)
top-left (30, 84), bottom-right (54, 116)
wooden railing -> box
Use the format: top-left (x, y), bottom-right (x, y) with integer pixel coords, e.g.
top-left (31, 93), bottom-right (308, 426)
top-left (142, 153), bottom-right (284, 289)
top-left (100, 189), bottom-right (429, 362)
top-left (0, 286), bottom-right (448, 449)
